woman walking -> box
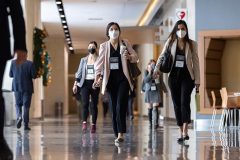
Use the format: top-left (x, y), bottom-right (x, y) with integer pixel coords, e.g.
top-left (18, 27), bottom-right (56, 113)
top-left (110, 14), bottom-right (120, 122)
top-left (93, 22), bottom-right (138, 144)
top-left (73, 41), bottom-right (100, 133)
top-left (144, 59), bottom-right (161, 129)
top-left (154, 20), bottom-right (200, 142)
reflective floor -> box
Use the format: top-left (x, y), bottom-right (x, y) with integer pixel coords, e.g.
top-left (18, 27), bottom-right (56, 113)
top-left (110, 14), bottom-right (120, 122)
top-left (2, 116), bottom-right (240, 160)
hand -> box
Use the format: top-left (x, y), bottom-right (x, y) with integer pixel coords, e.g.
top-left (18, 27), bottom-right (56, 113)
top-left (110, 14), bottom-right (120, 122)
top-left (73, 85), bottom-right (78, 94)
top-left (15, 50), bottom-right (27, 65)
top-left (92, 76), bottom-right (102, 89)
top-left (123, 50), bottom-right (130, 60)
top-left (152, 73), bottom-right (159, 79)
top-left (153, 70), bottom-right (159, 78)
top-left (147, 65), bottom-right (152, 73)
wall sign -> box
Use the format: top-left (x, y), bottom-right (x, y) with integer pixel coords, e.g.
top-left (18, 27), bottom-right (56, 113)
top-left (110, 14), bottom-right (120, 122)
top-left (176, 9), bottom-right (187, 21)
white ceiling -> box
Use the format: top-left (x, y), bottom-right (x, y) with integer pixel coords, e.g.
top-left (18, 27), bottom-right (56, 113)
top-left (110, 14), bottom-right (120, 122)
top-left (41, 0), bottom-right (160, 50)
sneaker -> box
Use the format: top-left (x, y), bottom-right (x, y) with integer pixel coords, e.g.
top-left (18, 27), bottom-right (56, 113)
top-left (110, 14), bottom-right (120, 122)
top-left (90, 124), bottom-right (96, 133)
top-left (24, 126), bottom-right (31, 131)
top-left (16, 118), bottom-right (22, 129)
top-left (183, 135), bottom-right (189, 140)
top-left (82, 122), bottom-right (87, 132)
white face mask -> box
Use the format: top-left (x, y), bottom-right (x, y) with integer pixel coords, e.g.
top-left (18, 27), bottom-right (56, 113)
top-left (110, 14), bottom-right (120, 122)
top-left (109, 30), bottom-right (119, 39)
top-left (176, 30), bottom-right (186, 38)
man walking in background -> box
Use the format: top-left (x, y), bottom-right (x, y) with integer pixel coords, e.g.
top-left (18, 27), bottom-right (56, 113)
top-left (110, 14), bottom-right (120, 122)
top-left (10, 54), bottom-right (36, 131)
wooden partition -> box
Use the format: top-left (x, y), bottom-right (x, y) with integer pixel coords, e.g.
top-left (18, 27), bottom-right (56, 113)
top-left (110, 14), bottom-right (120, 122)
top-left (198, 30), bottom-right (240, 114)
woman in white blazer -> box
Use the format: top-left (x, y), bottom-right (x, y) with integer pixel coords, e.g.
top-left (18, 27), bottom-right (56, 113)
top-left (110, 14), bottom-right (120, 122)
top-left (154, 20), bottom-right (200, 143)
top-left (93, 22), bottom-right (138, 145)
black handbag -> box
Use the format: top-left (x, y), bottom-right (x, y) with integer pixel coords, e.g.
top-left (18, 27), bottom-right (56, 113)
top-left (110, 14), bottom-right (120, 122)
top-left (127, 61), bottom-right (141, 79)
top-left (159, 45), bottom-right (173, 73)
top-left (122, 40), bottom-right (141, 81)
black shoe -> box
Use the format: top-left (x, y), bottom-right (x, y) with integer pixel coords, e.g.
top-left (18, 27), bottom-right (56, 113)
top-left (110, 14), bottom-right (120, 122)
top-left (183, 135), bottom-right (189, 140)
top-left (115, 137), bottom-right (124, 143)
top-left (177, 137), bottom-right (184, 143)
top-left (16, 118), bottom-right (22, 129)
top-left (24, 126), bottom-right (31, 131)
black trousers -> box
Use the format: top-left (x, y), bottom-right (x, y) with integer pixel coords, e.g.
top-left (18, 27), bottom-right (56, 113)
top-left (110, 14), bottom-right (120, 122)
top-left (0, 61), bottom-right (6, 139)
top-left (168, 74), bottom-right (194, 126)
top-left (107, 80), bottom-right (129, 137)
top-left (80, 80), bottom-right (99, 124)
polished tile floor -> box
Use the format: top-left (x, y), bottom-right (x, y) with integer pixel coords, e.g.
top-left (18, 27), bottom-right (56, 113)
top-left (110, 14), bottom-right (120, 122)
top-left (3, 116), bottom-right (240, 160)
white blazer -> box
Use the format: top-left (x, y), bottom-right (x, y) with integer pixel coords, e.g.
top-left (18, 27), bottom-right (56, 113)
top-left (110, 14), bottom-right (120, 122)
top-left (155, 38), bottom-right (200, 84)
top-left (94, 39), bottom-right (139, 94)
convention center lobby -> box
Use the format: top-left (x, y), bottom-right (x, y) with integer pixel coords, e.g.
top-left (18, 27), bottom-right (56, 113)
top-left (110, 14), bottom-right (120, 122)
top-left (2, 0), bottom-right (240, 159)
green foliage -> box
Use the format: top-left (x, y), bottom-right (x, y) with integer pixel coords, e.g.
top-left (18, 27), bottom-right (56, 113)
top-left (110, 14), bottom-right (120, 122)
top-left (33, 27), bottom-right (52, 86)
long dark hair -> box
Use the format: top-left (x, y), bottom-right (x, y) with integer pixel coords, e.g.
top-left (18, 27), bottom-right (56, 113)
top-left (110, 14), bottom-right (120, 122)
top-left (168, 20), bottom-right (193, 51)
top-left (105, 22), bottom-right (121, 39)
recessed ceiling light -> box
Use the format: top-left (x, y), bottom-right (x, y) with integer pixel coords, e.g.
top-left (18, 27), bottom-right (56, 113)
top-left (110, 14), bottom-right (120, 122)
top-left (67, 41), bottom-right (71, 44)
top-left (63, 25), bottom-right (68, 29)
top-left (60, 15), bottom-right (65, 18)
top-left (62, 20), bottom-right (66, 23)
top-left (69, 47), bottom-right (74, 50)
top-left (56, 1), bottom-right (62, 5)
top-left (58, 8), bottom-right (63, 11)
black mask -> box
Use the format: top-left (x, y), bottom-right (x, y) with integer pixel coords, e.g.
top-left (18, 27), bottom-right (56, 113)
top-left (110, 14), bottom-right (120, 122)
top-left (88, 48), bottom-right (96, 54)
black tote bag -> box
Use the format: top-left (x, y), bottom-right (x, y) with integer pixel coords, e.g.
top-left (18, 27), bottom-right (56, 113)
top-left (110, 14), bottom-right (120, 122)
top-left (159, 45), bottom-right (173, 73)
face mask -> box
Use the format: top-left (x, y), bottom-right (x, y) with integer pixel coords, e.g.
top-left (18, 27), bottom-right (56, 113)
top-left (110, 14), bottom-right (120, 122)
top-left (109, 30), bottom-right (119, 39)
top-left (88, 48), bottom-right (96, 54)
top-left (176, 30), bottom-right (186, 38)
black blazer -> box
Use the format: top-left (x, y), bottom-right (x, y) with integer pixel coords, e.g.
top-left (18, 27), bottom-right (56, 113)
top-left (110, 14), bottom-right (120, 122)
top-left (0, 0), bottom-right (27, 62)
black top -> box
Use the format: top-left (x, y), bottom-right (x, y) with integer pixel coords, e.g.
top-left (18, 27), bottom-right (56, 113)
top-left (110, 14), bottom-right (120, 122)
top-left (107, 43), bottom-right (127, 87)
top-left (170, 46), bottom-right (191, 81)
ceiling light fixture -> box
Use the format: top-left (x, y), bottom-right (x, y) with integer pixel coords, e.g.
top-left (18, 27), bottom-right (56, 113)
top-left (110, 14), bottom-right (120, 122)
top-left (137, 0), bottom-right (159, 26)
top-left (55, 0), bottom-right (74, 54)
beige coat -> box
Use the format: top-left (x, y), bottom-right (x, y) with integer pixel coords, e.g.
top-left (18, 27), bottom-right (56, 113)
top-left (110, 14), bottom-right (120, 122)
top-left (94, 39), bottom-right (139, 94)
top-left (155, 38), bottom-right (200, 84)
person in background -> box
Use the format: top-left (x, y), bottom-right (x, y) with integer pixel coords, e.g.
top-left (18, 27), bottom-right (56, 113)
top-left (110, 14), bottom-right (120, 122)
top-left (0, 0), bottom-right (27, 158)
top-left (93, 22), bottom-right (138, 145)
top-left (10, 53), bottom-right (36, 131)
top-left (154, 20), bottom-right (200, 143)
top-left (144, 59), bottom-right (161, 129)
top-left (73, 41), bottom-right (100, 133)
